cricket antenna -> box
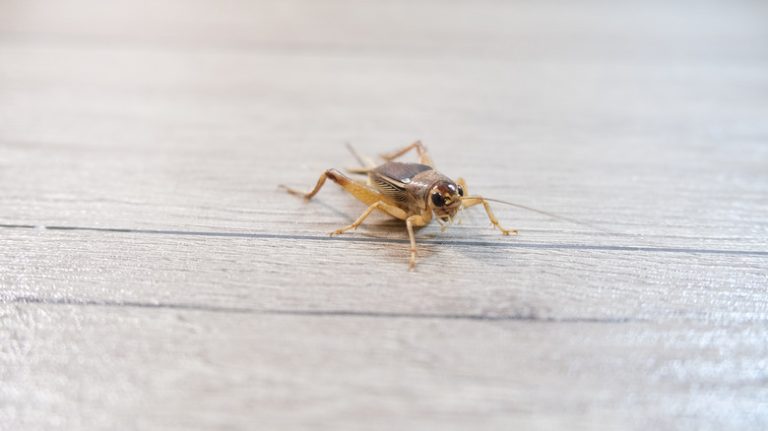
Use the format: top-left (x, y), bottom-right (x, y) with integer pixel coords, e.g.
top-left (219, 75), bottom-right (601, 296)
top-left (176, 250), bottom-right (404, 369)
top-left (467, 196), bottom-right (615, 234)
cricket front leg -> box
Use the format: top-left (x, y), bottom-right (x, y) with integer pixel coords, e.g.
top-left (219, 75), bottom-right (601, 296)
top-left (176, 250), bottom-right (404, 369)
top-left (462, 196), bottom-right (518, 236)
top-left (380, 141), bottom-right (434, 167)
top-left (456, 177), bottom-right (468, 195)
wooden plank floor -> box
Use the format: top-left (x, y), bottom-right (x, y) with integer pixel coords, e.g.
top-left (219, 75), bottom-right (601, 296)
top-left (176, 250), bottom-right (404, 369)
top-left (2, 1), bottom-right (767, 430)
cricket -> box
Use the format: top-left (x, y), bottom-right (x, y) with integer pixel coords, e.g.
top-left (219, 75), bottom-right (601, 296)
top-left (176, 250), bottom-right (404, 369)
top-left (280, 141), bottom-right (518, 270)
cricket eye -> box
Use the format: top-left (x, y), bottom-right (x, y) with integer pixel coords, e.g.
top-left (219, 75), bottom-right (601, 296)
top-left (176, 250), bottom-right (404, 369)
top-left (457, 186), bottom-right (464, 197)
top-left (431, 192), bottom-right (445, 207)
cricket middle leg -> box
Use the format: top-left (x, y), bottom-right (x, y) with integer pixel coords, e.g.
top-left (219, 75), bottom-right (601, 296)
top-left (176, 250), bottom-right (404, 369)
top-left (380, 141), bottom-right (434, 167)
top-left (405, 214), bottom-right (430, 270)
top-left (331, 200), bottom-right (408, 236)
top-left (462, 196), bottom-right (518, 236)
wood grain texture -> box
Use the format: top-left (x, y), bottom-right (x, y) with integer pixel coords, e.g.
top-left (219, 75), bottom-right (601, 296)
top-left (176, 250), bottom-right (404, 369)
top-left (1, 1), bottom-right (767, 430)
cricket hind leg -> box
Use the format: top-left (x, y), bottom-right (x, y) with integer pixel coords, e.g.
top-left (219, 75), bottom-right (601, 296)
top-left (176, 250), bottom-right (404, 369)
top-left (345, 143), bottom-right (378, 184)
top-left (380, 140), bottom-right (434, 167)
top-left (281, 169), bottom-right (412, 234)
top-left (345, 143), bottom-right (377, 170)
top-left (280, 168), bottom-right (383, 206)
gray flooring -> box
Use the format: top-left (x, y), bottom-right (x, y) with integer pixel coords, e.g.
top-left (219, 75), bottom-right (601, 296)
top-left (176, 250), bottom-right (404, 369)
top-left (1, 1), bottom-right (767, 430)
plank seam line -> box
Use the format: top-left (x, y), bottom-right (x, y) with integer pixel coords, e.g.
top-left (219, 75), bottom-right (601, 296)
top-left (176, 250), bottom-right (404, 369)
top-left (3, 295), bottom-right (638, 323)
top-left (2, 223), bottom-right (766, 257)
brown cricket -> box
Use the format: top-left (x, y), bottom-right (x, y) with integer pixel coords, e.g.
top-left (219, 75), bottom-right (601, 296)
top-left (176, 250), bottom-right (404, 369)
top-left (280, 141), bottom-right (517, 269)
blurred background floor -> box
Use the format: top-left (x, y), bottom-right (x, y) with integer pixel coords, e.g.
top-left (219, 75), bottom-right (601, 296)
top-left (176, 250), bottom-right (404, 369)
top-left (1, 1), bottom-right (767, 430)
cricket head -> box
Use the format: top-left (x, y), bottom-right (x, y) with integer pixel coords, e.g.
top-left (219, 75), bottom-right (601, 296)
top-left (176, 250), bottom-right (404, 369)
top-left (428, 180), bottom-right (464, 223)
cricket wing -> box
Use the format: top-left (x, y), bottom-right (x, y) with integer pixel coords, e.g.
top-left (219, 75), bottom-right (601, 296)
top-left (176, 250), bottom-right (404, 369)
top-left (370, 171), bottom-right (409, 204)
top-left (369, 162), bottom-right (432, 206)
